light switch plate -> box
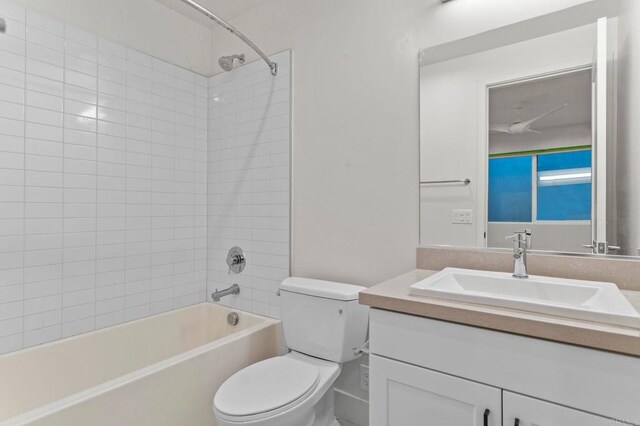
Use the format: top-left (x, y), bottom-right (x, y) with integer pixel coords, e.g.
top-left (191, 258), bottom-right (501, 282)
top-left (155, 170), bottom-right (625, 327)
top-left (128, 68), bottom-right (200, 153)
top-left (452, 209), bottom-right (473, 224)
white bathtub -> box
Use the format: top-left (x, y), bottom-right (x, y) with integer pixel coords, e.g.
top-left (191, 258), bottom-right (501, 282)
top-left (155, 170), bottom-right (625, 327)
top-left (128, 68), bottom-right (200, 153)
top-left (0, 304), bottom-right (281, 426)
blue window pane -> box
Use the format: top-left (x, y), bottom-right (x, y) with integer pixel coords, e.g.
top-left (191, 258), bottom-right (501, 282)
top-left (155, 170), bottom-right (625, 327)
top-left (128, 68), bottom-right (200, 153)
top-left (537, 150), bottom-right (592, 221)
top-left (537, 150), bottom-right (592, 171)
top-left (488, 156), bottom-right (532, 222)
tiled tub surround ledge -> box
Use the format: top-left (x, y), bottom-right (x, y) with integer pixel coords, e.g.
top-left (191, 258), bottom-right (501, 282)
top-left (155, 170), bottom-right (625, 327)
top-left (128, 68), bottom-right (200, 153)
top-left (0, 304), bottom-right (280, 426)
top-left (0, 0), bottom-right (292, 355)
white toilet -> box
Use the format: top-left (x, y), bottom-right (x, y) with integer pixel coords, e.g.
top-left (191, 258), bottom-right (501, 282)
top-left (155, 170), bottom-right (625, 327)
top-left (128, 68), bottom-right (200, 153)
top-left (213, 277), bottom-right (369, 426)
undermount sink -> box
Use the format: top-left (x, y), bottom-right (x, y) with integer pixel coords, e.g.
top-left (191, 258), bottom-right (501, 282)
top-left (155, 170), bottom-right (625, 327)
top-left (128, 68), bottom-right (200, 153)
top-left (409, 268), bottom-right (640, 329)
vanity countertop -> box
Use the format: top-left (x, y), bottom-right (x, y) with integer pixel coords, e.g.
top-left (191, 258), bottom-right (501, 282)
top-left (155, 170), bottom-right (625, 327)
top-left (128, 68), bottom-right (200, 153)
top-left (360, 269), bottom-right (640, 357)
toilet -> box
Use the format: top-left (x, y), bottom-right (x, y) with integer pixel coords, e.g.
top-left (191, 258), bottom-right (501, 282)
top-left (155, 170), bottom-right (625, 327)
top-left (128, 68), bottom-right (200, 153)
top-left (213, 277), bottom-right (370, 426)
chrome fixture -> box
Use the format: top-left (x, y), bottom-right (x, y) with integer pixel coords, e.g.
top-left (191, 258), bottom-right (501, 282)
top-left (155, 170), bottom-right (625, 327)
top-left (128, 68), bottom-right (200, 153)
top-left (227, 311), bottom-right (240, 326)
top-left (582, 241), bottom-right (621, 255)
top-left (506, 229), bottom-right (532, 279)
top-left (420, 178), bottom-right (471, 185)
top-left (0, 17), bottom-right (6, 33)
top-left (212, 283), bottom-right (240, 302)
top-left (353, 340), bottom-right (370, 357)
top-left (177, 0), bottom-right (278, 76)
top-left (226, 246), bottom-right (246, 274)
top-left (218, 54), bottom-right (245, 72)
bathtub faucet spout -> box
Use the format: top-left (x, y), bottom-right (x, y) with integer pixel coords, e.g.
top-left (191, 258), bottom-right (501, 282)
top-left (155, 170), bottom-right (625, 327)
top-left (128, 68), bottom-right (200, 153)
top-left (211, 284), bottom-right (240, 302)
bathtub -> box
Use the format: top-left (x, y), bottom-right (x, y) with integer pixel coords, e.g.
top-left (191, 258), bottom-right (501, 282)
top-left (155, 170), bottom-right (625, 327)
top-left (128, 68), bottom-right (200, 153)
top-left (0, 304), bottom-right (281, 426)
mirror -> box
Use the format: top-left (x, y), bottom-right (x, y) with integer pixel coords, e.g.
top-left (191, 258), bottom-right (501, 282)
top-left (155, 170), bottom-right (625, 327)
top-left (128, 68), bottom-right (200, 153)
top-left (419, 2), bottom-right (639, 257)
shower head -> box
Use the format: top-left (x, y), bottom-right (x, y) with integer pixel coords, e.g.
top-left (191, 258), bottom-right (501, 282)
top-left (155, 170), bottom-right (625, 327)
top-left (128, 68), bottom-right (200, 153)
top-left (218, 54), bottom-right (245, 72)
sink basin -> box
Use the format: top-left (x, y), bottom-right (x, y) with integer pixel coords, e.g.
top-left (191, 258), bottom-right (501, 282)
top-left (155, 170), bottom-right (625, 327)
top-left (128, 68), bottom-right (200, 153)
top-left (409, 268), bottom-right (640, 329)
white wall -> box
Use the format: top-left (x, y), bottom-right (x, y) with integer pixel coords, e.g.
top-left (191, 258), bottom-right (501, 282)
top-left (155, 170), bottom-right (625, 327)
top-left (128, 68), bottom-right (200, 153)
top-left (488, 223), bottom-right (591, 252)
top-left (5, 0), bottom-right (213, 75)
top-left (616, 0), bottom-right (640, 256)
top-left (209, 0), bottom-right (598, 288)
top-left (0, 2), bottom-right (208, 354)
top-left (207, 51), bottom-right (291, 318)
top-left (419, 24), bottom-right (596, 248)
top-left (206, 2), bottom-right (603, 425)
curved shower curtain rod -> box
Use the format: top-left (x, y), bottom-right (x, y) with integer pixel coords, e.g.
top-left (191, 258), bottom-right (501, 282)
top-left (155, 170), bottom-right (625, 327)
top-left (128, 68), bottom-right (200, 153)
top-left (178, 0), bottom-right (278, 76)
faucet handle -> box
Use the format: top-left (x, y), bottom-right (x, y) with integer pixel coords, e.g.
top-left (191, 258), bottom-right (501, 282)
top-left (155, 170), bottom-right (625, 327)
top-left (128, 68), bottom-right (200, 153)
top-left (226, 247), bottom-right (246, 274)
top-left (506, 229), bottom-right (532, 249)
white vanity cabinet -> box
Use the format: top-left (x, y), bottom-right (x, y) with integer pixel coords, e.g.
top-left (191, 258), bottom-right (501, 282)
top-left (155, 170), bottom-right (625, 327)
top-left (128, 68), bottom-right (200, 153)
top-left (370, 355), bottom-right (501, 426)
top-left (369, 308), bottom-right (640, 426)
top-left (502, 392), bottom-right (618, 426)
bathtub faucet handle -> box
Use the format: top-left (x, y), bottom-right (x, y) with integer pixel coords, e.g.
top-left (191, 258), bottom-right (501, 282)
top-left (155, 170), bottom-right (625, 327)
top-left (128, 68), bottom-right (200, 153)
top-left (226, 247), bottom-right (246, 274)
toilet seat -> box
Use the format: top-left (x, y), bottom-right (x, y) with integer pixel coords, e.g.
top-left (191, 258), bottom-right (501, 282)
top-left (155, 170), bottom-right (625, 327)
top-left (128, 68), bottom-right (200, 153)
top-left (214, 356), bottom-right (320, 420)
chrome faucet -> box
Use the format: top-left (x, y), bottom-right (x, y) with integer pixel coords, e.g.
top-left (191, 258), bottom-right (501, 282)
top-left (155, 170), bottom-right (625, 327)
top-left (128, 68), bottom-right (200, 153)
top-left (506, 229), bottom-right (532, 279)
top-left (212, 284), bottom-right (240, 302)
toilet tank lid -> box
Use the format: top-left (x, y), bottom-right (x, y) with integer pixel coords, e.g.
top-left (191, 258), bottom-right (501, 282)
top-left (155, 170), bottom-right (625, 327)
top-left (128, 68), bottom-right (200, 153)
top-left (280, 277), bottom-right (366, 301)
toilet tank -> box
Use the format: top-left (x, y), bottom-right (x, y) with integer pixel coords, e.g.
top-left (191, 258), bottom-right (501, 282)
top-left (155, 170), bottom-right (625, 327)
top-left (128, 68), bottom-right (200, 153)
top-left (280, 277), bottom-right (369, 363)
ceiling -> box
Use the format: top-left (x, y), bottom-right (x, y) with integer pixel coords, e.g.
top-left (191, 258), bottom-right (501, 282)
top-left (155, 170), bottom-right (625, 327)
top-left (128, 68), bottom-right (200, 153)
top-left (154, 0), bottom-right (276, 26)
top-left (489, 69), bottom-right (592, 130)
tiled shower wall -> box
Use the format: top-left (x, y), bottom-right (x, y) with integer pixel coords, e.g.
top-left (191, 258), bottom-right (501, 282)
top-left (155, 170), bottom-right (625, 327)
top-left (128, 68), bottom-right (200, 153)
top-left (207, 51), bottom-right (291, 318)
top-left (0, 2), bottom-right (208, 354)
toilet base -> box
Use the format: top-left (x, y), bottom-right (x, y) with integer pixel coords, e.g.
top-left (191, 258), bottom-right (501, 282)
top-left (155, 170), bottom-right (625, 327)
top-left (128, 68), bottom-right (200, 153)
top-left (311, 387), bottom-right (337, 426)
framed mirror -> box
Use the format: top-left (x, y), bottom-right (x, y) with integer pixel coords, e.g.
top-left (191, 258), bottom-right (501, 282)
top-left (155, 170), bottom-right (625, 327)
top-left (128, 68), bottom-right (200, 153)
top-left (419, 2), bottom-right (639, 258)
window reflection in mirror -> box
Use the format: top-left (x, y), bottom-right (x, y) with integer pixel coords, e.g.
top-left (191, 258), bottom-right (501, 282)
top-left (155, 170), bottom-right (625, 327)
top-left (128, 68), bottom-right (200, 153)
top-left (487, 70), bottom-right (593, 253)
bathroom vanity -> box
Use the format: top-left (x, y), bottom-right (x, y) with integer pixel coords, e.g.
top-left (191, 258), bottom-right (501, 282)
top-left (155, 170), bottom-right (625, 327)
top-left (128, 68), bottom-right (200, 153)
top-left (402, 4), bottom-right (640, 422)
top-left (361, 270), bottom-right (640, 426)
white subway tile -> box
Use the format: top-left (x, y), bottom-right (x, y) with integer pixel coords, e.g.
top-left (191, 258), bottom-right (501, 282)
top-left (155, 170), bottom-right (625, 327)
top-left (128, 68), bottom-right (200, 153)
top-left (0, 33), bottom-right (25, 55)
top-left (0, 49), bottom-right (25, 72)
top-left (2, 19), bottom-right (25, 40)
top-left (0, 116), bottom-right (23, 137)
top-left (65, 84), bottom-right (97, 105)
top-left (26, 11), bottom-right (64, 36)
top-left (26, 106), bottom-right (63, 127)
top-left (65, 40), bottom-right (97, 63)
top-left (26, 74), bottom-right (63, 98)
top-left (65, 25), bottom-right (97, 49)
top-left (26, 58), bottom-right (63, 81)
top-left (65, 70), bottom-right (97, 91)
top-left (66, 54), bottom-right (97, 77)
top-left (25, 122), bottom-right (63, 142)
top-left (0, 83), bottom-right (24, 105)
top-left (23, 309), bottom-right (60, 332)
top-left (0, 1), bottom-right (26, 23)
top-left (27, 42), bottom-right (63, 67)
top-left (23, 324), bottom-right (60, 348)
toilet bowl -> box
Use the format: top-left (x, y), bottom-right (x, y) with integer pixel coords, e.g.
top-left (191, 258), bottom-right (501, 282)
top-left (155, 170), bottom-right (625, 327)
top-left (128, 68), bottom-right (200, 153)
top-left (212, 277), bottom-right (369, 426)
top-left (214, 352), bottom-right (341, 426)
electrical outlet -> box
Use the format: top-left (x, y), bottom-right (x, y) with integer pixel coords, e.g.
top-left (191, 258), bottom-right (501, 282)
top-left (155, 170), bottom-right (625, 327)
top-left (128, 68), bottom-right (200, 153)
top-left (452, 209), bottom-right (473, 224)
top-left (360, 364), bottom-right (370, 391)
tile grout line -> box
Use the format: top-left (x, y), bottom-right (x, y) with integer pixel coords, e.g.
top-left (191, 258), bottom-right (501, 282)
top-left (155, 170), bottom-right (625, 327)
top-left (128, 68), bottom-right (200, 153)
top-left (60, 14), bottom-right (66, 342)
top-left (93, 27), bottom-right (98, 334)
top-left (21, 9), bottom-right (26, 352)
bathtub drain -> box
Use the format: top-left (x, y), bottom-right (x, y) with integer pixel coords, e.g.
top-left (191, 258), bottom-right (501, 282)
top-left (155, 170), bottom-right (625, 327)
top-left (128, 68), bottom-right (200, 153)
top-left (227, 312), bottom-right (240, 326)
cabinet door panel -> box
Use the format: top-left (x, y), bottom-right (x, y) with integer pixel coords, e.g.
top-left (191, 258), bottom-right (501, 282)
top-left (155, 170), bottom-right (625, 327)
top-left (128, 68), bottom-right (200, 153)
top-left (503, 392), bottom-right (633, 426)
top-left (370, 355), bottom-right (501, 426)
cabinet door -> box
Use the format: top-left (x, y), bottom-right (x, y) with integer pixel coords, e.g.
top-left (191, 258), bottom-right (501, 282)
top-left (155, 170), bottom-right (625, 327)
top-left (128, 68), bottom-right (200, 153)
top-left (503, 392), bottom-right (630, 426)
top-left (370, 355), bottom-right (501, 426)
